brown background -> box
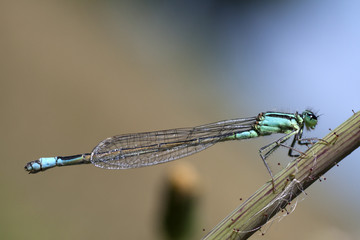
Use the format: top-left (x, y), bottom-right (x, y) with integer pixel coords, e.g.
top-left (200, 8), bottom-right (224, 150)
top-left (1, 1), bottom-right (355, 240)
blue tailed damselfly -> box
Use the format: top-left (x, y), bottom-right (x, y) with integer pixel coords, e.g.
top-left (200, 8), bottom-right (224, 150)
top-left (25, 110), bottom-right (318, 181)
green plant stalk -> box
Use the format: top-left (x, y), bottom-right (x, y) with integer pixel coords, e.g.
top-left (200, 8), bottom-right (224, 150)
top-left (203, 111), bottom-right (360, 240)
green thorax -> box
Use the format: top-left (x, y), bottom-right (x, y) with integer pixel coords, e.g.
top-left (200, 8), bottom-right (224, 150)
top-left (255, 112), bottom-right (304, 135)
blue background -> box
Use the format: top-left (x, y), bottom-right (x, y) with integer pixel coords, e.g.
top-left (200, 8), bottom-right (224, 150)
top-left (1, 1), bottom-right (359, 239)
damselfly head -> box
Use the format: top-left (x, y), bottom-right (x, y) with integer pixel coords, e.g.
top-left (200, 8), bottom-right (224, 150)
top-left (302, 110), bottom-right (318, 130)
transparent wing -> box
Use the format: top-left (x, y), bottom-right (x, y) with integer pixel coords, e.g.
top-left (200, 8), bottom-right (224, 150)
top-left (90, 117), bottom-right (257, 169)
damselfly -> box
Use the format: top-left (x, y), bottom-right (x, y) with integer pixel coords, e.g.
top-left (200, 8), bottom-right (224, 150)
top-left (25, 110), bottom-right (318, 181)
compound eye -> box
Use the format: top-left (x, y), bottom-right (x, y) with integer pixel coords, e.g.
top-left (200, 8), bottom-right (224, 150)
top-left (310, 112), bottom-right (317, 121)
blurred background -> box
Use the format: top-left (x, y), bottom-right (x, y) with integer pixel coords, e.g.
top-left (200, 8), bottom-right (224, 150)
top-left (1, 0), bottom-right (359, 239)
